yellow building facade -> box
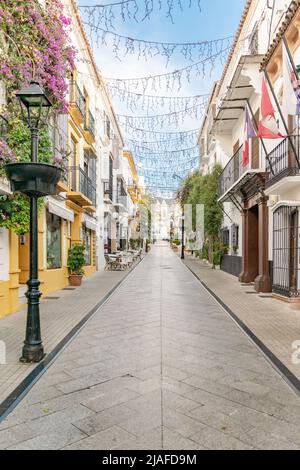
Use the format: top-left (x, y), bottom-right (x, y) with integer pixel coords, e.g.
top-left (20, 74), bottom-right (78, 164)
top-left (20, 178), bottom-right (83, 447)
top-left (0, 0), bottom-right (101, 318)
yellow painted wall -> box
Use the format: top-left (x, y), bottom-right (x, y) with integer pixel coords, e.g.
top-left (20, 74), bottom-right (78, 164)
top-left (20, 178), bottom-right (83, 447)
top-left (0, 231), bottom-right (21, 318)
top-left (42, 267), bottom-right (69, 295)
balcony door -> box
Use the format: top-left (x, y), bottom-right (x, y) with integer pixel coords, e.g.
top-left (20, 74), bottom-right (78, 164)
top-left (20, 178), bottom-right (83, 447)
top-left (288, 115), bottom-right (300, 169)
top-left (70, 137), bottom-right (77, 191)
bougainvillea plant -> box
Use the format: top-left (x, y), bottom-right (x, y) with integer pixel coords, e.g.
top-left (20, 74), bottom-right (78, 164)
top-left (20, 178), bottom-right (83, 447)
top-left (0, 0), bottom-right (76, 233)
top-left (0, 139), bottom-right (17, 176)
top-left (0, 0), bottom-right (76, 112)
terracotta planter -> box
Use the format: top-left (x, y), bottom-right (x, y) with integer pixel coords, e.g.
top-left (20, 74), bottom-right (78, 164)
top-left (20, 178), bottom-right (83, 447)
top-left (5, 162), bottom-right (61, 197)
top-left (69, 274), bottom-right (83, 286)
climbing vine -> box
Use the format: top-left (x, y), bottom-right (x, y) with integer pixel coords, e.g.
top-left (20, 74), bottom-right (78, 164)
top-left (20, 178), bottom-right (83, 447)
top-left (0, 0), bottom-right (75, 234)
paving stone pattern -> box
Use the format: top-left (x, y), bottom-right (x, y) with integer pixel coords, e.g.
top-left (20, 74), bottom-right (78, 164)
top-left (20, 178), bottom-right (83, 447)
top-left (1, 245), bottom-right (300, 450)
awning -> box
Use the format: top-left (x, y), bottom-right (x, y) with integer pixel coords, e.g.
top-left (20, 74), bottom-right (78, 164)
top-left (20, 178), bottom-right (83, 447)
top-left (82, 213), bottom-right (98, 232)
top-left (218, 170), bottom-right (266, 204)
top-left (47, 198), bottom-right (74, 222)
top-left (212, 55), bottom-right (263, 136)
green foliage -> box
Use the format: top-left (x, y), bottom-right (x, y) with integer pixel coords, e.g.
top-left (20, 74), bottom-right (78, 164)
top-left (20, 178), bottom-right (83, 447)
top-left (7, 117), bottom-right (52, 164)
top-left (201, 244), bottom-right (209, 260)
top-left (0, 117), bottom-right (52, 234)
top-left (178, 165), bottom-right (224, 255)
top-left (129, 238), bottom-right (142, 250)
top-left (172, 239), bottom-right (181, 246)
top-left (0, 194), bottom-right (44, 234)
top-left (213, 251), bottom-right (222, 267)
top-left (67, 244), bottom-right (86, 275)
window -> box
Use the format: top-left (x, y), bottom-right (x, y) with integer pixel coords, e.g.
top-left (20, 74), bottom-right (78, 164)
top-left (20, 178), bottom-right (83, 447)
top-left (46, 211), bottom-right (61, 269)
top-left (82, 225), bottom-right (91, 265)
top-left (104, 111), bottom-right (111, 139)
top-left (220, 228), bottom-right (229, 247)
top-left (231, 224), bottom-right (239, 253)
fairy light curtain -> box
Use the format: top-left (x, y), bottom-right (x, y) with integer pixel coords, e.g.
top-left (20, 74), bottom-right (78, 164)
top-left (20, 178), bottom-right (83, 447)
top-left (77, 1), bottom-right (233, 196)
top-left (104, 49), bottom-right (230, 93)
top-left (79, 1), bottom-right (202, 27)
top-left (81, 21), bottom-right (232, 63)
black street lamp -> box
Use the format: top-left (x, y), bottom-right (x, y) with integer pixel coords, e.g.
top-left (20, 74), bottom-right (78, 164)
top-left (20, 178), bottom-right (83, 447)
top-left (172, 173), bottom-right (185, 260)
top-left (181, 212), bottom-right (185, 260)
top-left (17, 81), bottom-right (52, 363)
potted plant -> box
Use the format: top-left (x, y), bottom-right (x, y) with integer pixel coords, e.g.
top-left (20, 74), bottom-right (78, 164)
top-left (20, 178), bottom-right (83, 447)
top-left (171, 239), bottom-right (180, 251)
top-left (67, 243), bottom-right (85, 286)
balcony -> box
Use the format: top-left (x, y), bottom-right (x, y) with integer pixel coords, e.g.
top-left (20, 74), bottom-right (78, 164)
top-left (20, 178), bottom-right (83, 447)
top-left (104, 181), bottom-right (113, 202)
top-left (69, 81), bottom-right (85, 125)
top-left (266, 136), bottom-right (300, 189)
top-left (67, 166), bottom-right (96, 208)
top-left (219, 144), bottom-right (265, 203)
top-left (84, 110), bottom-right (96, 145)
top-left (115, 189), bottom-right (128, 211)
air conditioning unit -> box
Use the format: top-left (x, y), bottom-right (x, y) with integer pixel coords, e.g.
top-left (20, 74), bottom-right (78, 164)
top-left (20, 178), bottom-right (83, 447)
top-left (268, 195), bottom-right (279, 208)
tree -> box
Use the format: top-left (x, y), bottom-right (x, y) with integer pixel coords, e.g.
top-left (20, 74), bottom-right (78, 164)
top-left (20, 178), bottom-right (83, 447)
top-left (178, 165), bottom-right (223, 262)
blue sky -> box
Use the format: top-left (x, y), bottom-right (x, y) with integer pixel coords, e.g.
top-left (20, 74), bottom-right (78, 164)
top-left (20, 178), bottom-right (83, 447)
top-left (78, 0), bottom-right (247, 192)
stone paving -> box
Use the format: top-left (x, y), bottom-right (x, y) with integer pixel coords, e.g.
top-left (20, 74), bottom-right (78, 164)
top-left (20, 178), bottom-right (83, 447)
top-left (184, 256), bottom-right (300, 381)
top-left (1, 244), bottom-right (300, 449)
top-left (0, 267), bottom-right (130, 405)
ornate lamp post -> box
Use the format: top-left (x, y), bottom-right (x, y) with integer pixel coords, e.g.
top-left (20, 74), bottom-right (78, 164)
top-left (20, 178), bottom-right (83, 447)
top-left (6, 81), bottom-right (58, 363)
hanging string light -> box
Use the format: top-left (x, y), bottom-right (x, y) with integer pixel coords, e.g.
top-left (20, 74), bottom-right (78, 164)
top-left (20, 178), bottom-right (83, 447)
top-left (131, 144), bottom-right (198, 157)
top-left (79, 1), bottom-right (201, 28)
top-left (125, 132), bottom-right (199, 151)
top-left (82, 20), bottom-right (233, 63)
top-left (103, 48), bottom-right (230, 93)
top-left (118, 100), bottom-right (208, 129)
top-left (106, 85), bottom-right (209, 113)
top-left (137, 157), bottom-right (198, 173)
top-left (124, 126), bottom-right (200, 145)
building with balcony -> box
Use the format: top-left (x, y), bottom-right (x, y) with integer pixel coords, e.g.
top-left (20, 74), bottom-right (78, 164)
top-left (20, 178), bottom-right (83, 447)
top-left (199, 0), bottom-right (290, 294)
top-left (0, 0), bottom-right (128, 317)
top-left (260, 1), bottom-right (300, 300)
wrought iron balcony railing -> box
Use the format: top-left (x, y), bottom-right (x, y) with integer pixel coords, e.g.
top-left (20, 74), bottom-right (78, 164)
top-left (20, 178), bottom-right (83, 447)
top-left (219, 145), bottom-right (246, 198)
top-left (115, 190), bottom-right (128, 209)
top-left (85, 110), bottom-right (95, 139)
top-left (104, 180), bottom-right (113, 201)
top-left (69, 166), bottom-right (96, 206)
top-left (70, 81), bottom-right (86, 119)
top-left (266, 135), bottom-right (300, 186)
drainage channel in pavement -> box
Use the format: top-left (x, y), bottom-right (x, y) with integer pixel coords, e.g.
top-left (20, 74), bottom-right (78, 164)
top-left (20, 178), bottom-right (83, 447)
top-left (182, 260), bottom-right (300, 398)
top-left (0, 257), bottom-right (145, 424)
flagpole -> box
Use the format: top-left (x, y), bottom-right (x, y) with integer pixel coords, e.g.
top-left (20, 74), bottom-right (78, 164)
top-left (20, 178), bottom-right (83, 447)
top-left (283, 36), bottom-right (299, 79)
top-left (264, 69), bottom-right (300, 168)
top-left (246, 99), bottom-right (274, 175)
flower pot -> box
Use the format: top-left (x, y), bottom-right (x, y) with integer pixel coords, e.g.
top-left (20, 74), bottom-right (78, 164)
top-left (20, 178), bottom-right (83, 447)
top-left (5, 163), bottom-right (62, 197)
top-left (69, 274), bottom-right (83, 286)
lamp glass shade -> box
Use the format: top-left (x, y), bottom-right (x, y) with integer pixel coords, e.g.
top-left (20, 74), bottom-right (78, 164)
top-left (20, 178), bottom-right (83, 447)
top-left (16, 81), bottom-right (52, 109)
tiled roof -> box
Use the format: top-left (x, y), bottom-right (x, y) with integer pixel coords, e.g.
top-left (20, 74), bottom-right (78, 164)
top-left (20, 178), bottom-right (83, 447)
top-left (260, 0), bottom-right (300, 69)
top-left (217, 0), bottom-right (253, 93)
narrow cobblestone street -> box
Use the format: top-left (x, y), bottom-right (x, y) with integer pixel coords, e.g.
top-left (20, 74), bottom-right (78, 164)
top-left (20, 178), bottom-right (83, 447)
top-left (1, 244), bottom-right (300, 450)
